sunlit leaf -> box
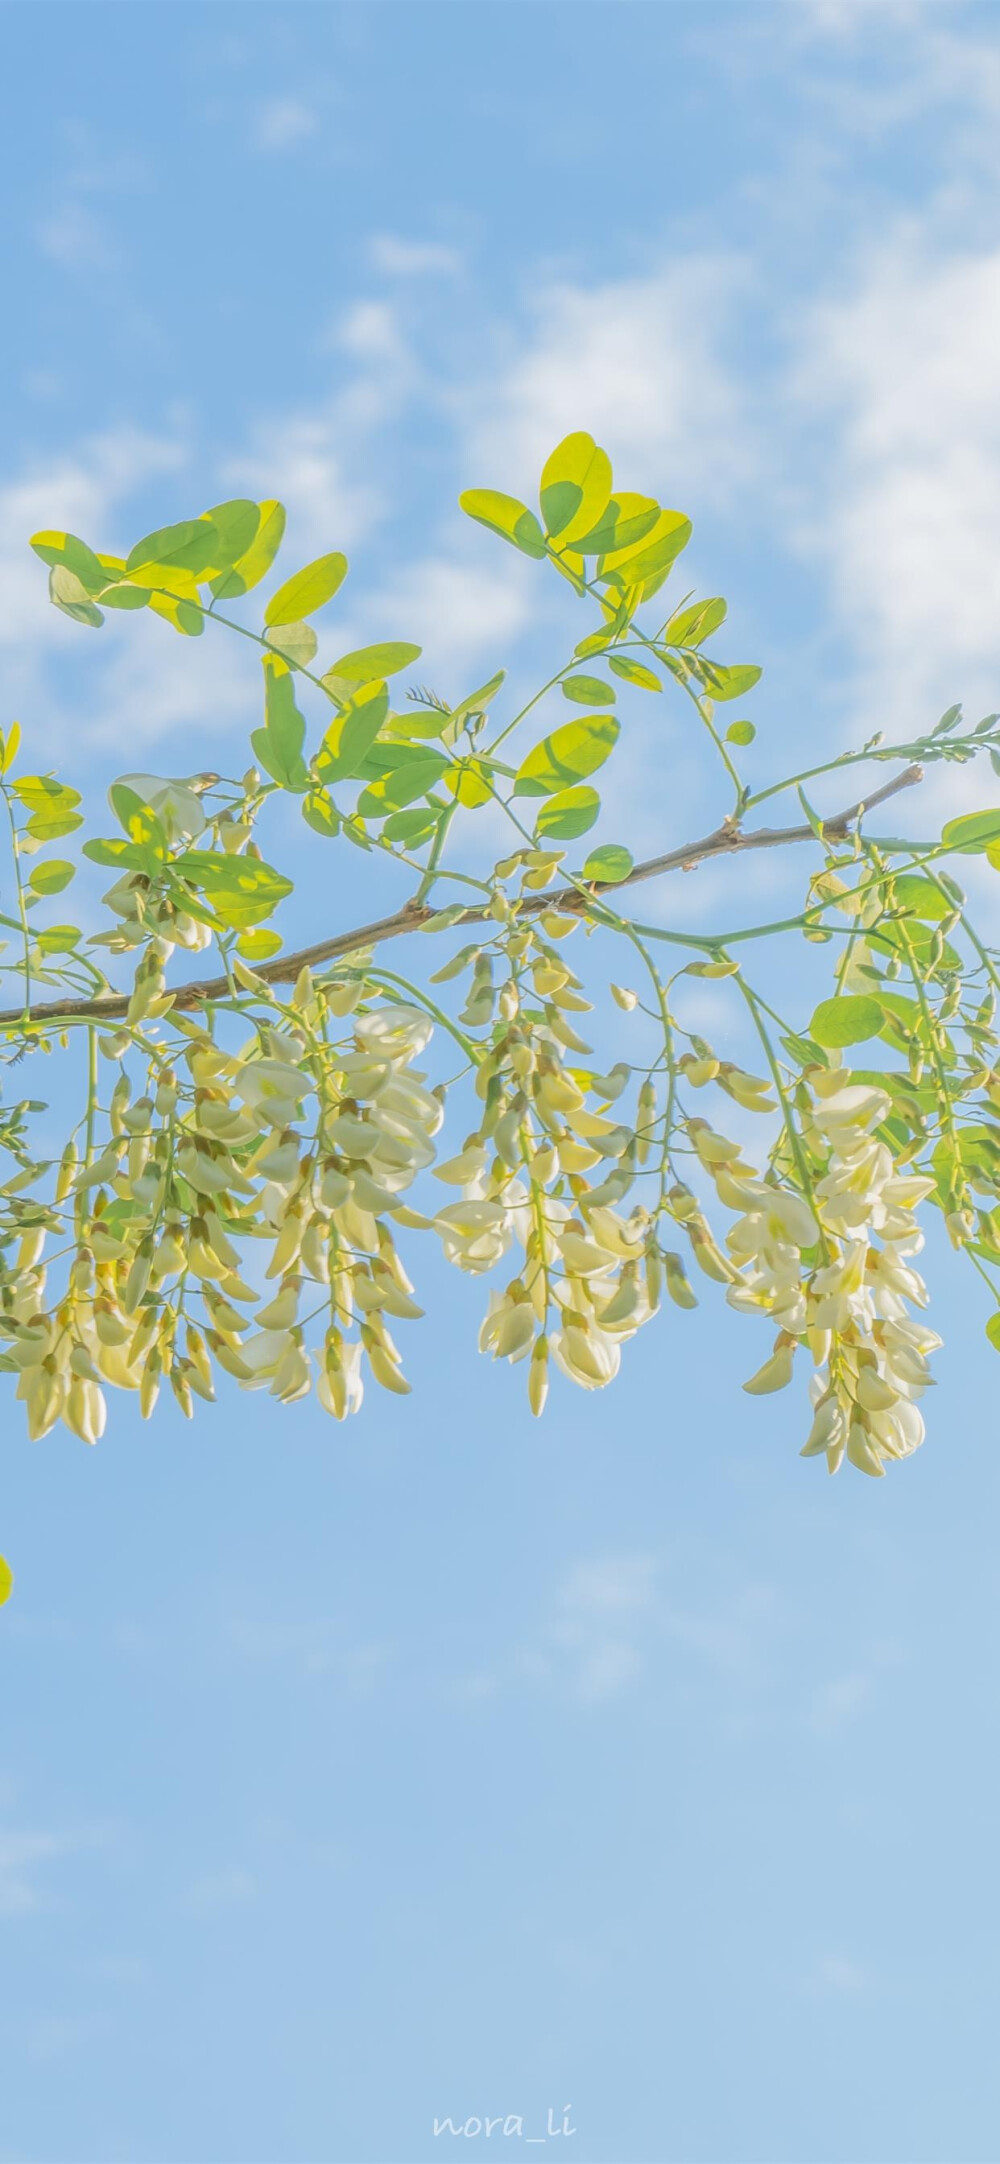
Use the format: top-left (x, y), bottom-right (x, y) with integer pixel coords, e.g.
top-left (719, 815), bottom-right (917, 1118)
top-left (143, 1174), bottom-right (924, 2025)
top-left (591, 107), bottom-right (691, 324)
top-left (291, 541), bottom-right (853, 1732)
top-left (382, 806), bottom-right (442, 845)
top-left (126, 520), bottom-right (219, 579)
top-left (535, 787), bottom-right (601, 841)
top-left (302, 790), bottom-right (340, 839)
top-left (810, 996), bottom-right (885, 1048)
top-left (251, 655), bottom-right (309, 793)
top-left (561, 674), bottom-right (615, 706)
top-left (539, 433), bottom-right (613, 547)
top-left (314, 683), bottom-right (389, 782)
top-left (459, 489), bottom-right (547, 558)
top-left (147, 590), bottom-right (204, 637)
top-left (264, 552), bottom-right (348, 627)
top-left (571, 494), bottom-right (659, 558)
top-left (700, 662), bottom-right (762, 703)
top-left (236, 927), bottom-right (282, 961)
top-left (27, 859), bottom-right (75, 896)
top-left (889, 874), bottom-right (952, 921)
top-left (326, 642), bottom-right (422, 684)
top-left (663, 597), bottom-right (727, 647)
top-left (210, 501), bottom-right (286, 601)
top-left (264, 619), bottom-right (318, 668)
top-left (31, 530), bottom-right (107, 595)
top-left (514, 714), bottom-right (619, 798)
top-left (172, 850), bottom-right (292, 928)
top-left (600, 508), bottom-right (691, 585)
top-left (608, 655), bottom-right (662, 691)
top-left (944, 809), bottom-right (1000, 853)
top-left (357, 748), bottom-right (449, 814)
top-left (0, 1556), bottom-right (12, 1607)
top-left (726, 720), bottom-right (755, 746)
top-left (199, 499), bottom-right (261, 574)
top-left (49, 566), bottom-right (103, 628)
top-left (443, 758), bottom-right (495, 807)
top-left (582, 844), bottom-right (633, 883)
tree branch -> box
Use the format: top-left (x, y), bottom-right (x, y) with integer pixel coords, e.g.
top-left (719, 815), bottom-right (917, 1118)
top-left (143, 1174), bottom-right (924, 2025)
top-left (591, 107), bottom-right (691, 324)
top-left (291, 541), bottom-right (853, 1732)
top-left (0, 763), bottom-right (923, 1032)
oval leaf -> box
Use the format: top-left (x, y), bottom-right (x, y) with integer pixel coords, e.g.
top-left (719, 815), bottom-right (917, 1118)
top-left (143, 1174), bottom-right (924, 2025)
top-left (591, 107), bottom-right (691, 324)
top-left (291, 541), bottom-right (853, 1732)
top-left (27, 859), bottom-right (75, 896)
top-left (810, 996), bottom-right (884, 1048)
top-left (514, 714), bottom-right (619, 798)
top-left (561, 674), bottom-right (615, 706)
top-left (535, 787), bottom-right (601, 841)
top-left (582, 844), bottom-right (633, 884)
top-left (943, 808), bottom-right (1000, 854)
top-left (265, 552), bottom-right (348, 628)
top-left (608, 655), bottom-right (662, 691)
top-left (211, 501), bottom-right (286, 601)
top-left (326, 642), bottom-right (422, 685)
top-left (459, 490), bottom-right (547, 559)
top-left (0, 1555), bottom-right (11, 1608)
top-left (539, 432), bottom-right (613, 547)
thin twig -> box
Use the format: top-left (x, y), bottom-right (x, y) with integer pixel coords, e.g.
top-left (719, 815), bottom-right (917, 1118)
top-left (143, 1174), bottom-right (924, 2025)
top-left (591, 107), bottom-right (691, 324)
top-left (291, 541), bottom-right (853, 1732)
top-left (0, 764), bottom-right (923, 1032)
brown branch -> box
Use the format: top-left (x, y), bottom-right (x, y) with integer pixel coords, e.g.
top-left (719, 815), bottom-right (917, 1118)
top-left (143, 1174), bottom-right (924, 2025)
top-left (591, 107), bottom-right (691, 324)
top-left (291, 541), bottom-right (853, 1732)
top-left (0, 763), bottom-right (923, 1033)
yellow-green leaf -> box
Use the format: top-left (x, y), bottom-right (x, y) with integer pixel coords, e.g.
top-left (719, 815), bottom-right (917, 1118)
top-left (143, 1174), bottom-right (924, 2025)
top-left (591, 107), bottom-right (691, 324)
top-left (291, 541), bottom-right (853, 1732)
top-left (237, 927), bottom-right (282, 961)
top-left (199, 499), bottom-right (261, 574)
top-left (264, 552), bottom-right (347, 627)
top-left (31, 530), bottom-right (107, 594)
top-left (302, 789), bottom-right (340, 839)
top-left (49, 566), bottom-right (104, 628)
top-left (600, 508), bottom-right (691, 584)
top-left (172, 850), bottom-right (292, 928)
top-left (810, 996), bottom-right (884, 1048)
top-left (726, 720), bottom-right (755, 746)
top-left (210, 501), bottom-right (286, 601)
top-left (582, 844), bottom-right (633, 883)
top-left (561, 674), bottom-right (615, 706)
top-left (264, 619), bottom-right (318, 668)
top-left (572, 493), bottom-right (659, 558)
top-left (126, 521), bottom-right (219, 578)
top-left (535, 787), bottom-right (601, 841)
top-left (663, 597), bottom-right (727, 647)
top-left (459, 490), bottom-right (547, 558)
top-left (700, 662), bottom-right (762, 703)
top-left (608, 655), bottom-right (662, 691)
top-left (325, 642), bottom-right (422, 685)
top-left (252, 655), bottom-right (309, 791)
top-left (27, 859), bottom-right (75, 896)
top-left (315, 683), bottom-right (389, 782)
top-left (514, 714), bottom-right (619, 798)
top-left (0, 1555), bottom-right (11, 1607)
top-left (539, 432), bottom-right (613, 547)
top-left (945, 809), bottom-right (1000, 853)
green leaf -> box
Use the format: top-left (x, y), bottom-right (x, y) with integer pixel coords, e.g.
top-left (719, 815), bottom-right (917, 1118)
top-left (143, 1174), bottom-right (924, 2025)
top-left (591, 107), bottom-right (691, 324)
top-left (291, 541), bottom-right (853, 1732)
top-left (326, 642), bottom-right (422, 685)
top-left (943, 808), bottom-right (1000, 853)
top-left (126, 521), bottom-right (219, 578)
top-left (663, 597), bottom-right (727, 647)
top-left (199, 499), bottom-right (261, 573)
top-left (314, 683), bottom-right (389, 782)
top-left (33, 924), bottom-right (81, 954)
top-left (264, 552), bottom-right (348, 627)
top-left (870, 919), bottom-right (961, 972)
top-left (27, 859), bottom-right (75, 896)
top-left (49, 565), bottom-right (103, 628)
top-left (210, 500), bottom-right (286, 601)
top-left (539, 432), bottom-right (613, 547)
top-left (601, 509), bottom-right (691, 585)
top-left (147, 591), bottom-right (204, 637)
top-left (31, 530), bottom-right (107, 595)
top-left (108, 783), bottom-right (169, 855)
top-left (608, 655), bottom-right (662, 691)
top-left (986, 1312), bottom-right (1000, 1353)
top-left (172, 850), bottom-right (292, 928)
top-left (514, 714), bottom-right (619, 798)
top-left (572, 494), bottom-right (660, 558)
top-left (810, 996), bottom-right (885, 1048)
top-left (889, 874), bottom-right (952, 921)
top-left (382, 806), bottom-right (442, 846)
top-left (447, 671), bottom-right (507, 734)
top-left (237, 927), bottom-right (282, 961)
top-left (700, 662), bottom-right (762, 703)
top-left (83, 835), bottom-right (159, 874)
top-left (535, 787), bottom-right (601, 841)
top-left (561, 674), bottom-right (615, 706)
top-left (582, 843), bottom-right (633, 884)
top-left (726, 720), bottom-right (756, 746)
top-left (357, 749), bottom-right (449, 815)
top-left (302, 790), bottom-right (340, 839)
top-left (0, 1555), bottom-right (11, 1607)
top-left (264, 619), bottom-right (318, 668)
top-left (14, 777), bottom-right (81, 817)
top-left (459, 490), bottom-right (547, 558)
top-left (252, 655), bottom-right (309, 792)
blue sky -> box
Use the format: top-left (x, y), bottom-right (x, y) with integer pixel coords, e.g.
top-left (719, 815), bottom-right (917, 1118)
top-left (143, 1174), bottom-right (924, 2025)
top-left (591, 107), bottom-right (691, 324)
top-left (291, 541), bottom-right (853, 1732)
top-left (4, 5), bottom-right (1000, 2161)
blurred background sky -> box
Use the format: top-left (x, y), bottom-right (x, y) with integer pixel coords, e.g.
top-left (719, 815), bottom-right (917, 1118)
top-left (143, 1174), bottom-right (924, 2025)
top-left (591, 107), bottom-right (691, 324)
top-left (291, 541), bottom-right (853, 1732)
top-left (3, 5), bottom-right (1000, 2160)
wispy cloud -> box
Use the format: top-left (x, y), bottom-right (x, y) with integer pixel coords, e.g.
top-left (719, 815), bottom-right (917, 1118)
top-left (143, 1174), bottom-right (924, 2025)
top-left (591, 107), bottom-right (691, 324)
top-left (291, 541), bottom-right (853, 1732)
top-left (254, 98), bottom-right (319, 152)
top-left (370, 234), bottom-right (463, 279)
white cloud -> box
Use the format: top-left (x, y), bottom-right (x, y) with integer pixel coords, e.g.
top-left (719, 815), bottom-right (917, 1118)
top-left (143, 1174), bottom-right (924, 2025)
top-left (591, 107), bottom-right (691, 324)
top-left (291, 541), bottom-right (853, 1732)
top-left (370, 234), bottom-right (463, 279)
top-left (467, 257), bottom-right (755, 512)
top-left (254, 98), bottom-right (318, 152)
top-left (791, 236), bottom-right (1000, 758)
top-left (36, 200), bottom-right (116, 273)
top-left (0, 425), bottom-right (184, 650)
